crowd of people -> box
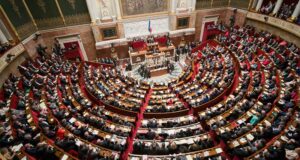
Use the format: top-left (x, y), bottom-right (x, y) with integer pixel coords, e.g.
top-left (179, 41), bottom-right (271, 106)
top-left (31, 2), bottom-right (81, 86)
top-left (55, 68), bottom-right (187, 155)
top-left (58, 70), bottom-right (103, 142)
top-left (215, 24), bottom-right (299, 159)
top-left (257, 0), bottom-right (300, 25)
top-left (0, 41), bottom-right (12, 55)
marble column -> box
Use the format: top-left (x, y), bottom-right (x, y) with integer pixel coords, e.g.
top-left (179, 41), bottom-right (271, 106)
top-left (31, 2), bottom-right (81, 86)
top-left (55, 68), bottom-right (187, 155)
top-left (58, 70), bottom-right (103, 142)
top-left (0, 29), bottom-right (8, 44)
top-left (290, 0), bottom-right (300, 21)
top-left (86, 0), bottom-right (100, 23)
top-left (170, 0), bottom-right (177, 13)
top-left (191, 0), bottom-right (196, 11)
top-left (113, 0), bottom-right (122, 20)
top-left (0, 20), bottom-right (12, 41)
top-left (255, 0), bottom-right (264, 12)
top-left (271, 0), bottom-right (283, 15)
top-left (251, 0), bottom-right (258, 10)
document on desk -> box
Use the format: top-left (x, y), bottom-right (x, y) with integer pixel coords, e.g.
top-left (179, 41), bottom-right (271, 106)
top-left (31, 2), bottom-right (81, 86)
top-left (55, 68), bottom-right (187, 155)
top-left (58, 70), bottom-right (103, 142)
top-left (61, 154), bottom-right (69, 160)
top-left (240, 138), bottom-right (247, 143)
top-left (69, 117), bottom-right (76, 123)
top-left (216, 148), bottom-right (223, 154)
top-left (247, 111), bottom-right (253, 116)
top-left (11, 144), bottom-right (23, 152)
top-left (203, 151), bottom-right (210, 157)
top-left (246, 134), bottom-right (254, 141)
top-left (168, 129), bottom-right (174, 135)
top-left (157, 128), bottom-right (162, 133)
top-left (232, 140), bottom-right (239, 147)
top-left (186, 155), bottom-right (193, 160)
top-left (187, 138), bottom-right (194, 144)
top-left (176, 139), bottom-right (187, 145)
top-left (92, 129), bottom-right (99, 135)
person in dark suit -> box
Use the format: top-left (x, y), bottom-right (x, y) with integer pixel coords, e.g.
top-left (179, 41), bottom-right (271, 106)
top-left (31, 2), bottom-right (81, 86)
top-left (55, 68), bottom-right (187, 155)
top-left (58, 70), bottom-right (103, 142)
top-left (146, 129), bottom-right (156, 139)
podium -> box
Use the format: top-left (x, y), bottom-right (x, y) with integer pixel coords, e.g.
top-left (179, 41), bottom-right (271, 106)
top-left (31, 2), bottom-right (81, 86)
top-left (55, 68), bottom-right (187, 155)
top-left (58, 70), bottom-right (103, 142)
top-left (129, 44), bottom-right (175, 66)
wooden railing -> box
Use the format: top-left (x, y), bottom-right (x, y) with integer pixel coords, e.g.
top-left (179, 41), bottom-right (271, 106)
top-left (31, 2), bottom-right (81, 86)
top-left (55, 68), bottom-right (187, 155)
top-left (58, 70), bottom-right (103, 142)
top-left (0, 43), bottom-right (25, 73)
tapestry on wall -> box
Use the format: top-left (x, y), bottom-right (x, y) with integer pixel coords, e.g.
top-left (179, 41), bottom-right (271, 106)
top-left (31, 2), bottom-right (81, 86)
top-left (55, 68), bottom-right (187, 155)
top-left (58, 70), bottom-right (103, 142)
top-left (120, 0), bottom-right (168, 17)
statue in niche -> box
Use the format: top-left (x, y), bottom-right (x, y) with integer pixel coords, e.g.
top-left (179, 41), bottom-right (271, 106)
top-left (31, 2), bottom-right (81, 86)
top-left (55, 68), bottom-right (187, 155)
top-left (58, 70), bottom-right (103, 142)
top-left (177, 0), bottom-right (187, 8)
top-left (9, 0), bottom-right (21, 18)
top-left (37, 0), bottom-right (46, 13)
top-left (67, 0), bottom-right (76, 10)
top-left (100, 0), bottom-right (111, 18)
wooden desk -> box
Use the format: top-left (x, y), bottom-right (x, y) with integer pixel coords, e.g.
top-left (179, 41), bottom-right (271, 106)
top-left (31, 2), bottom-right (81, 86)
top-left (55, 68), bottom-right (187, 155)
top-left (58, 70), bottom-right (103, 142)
top-left (129, 44), bottom-right (175, 65)
top-left (129, 146), bottom-right (223, 160)
top-left (150, 68), bottom-right (168, 77)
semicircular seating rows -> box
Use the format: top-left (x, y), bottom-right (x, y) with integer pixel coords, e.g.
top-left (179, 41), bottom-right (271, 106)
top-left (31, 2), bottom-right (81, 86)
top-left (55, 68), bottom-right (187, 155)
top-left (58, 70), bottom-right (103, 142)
top-left (0, 24), bottom-right (299, 160)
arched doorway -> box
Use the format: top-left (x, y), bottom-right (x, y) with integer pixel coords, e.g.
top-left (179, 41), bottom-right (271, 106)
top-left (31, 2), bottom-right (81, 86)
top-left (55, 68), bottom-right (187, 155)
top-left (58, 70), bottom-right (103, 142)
top-left (56, 34), bottom-right (88, 61)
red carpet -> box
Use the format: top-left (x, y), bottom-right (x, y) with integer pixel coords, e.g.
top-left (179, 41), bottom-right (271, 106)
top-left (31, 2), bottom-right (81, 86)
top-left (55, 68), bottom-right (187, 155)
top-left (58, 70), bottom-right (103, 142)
top-left (121, 89), bottom-right (152, 159)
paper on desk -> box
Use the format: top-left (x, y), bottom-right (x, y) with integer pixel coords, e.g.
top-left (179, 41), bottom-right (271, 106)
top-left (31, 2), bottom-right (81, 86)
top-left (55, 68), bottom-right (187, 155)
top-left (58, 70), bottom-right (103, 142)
top-left (11, 144), bottom-right (23, 152)
top-left (280, 136), bottom-right (288, 142)
top-left (247, 111), bottom-right (253, 116)
top-left (212, 107), bottom-right (217, 111)
top-left (219, 128), bottom-right (225, 134)
top-left (215, 148), bottom-right (223, 154)
top-left (186, 155), bottom-right (193, 160)
top-left (75, 139), bottom-right (82, 146)
top-left (246, 134), bottom-right (254, 141)
top-left (187, 138), bottom-right (194, 144)
top-left (157, 128), bottom-right (162, 133)
top-left (176, 139), bottom-right (187, 145)
top-left (203, 151), bottom-right (210, 157)
top-left (61, 154), bottom-right (69, 160)
top-left (69, 117), bottom-right (76, 123)
top-left (41, 102), bottom-right (48, 110)
top-left (92, 129), bottom-right (99, 135)
top-left (27, 118), bottom-right (33, 123)
top-left (232, 140), bottom-right (239, 147)
top-left (141, 120), bottom-right (147, 126)
top-left (237, 119), bottom-right (244, 124)
top-left (264, 120), bottom-right (271, 126)
top-left (141, 155), bottom-right (148, 160)
top-left (240, 138), bottom-right (247, 143)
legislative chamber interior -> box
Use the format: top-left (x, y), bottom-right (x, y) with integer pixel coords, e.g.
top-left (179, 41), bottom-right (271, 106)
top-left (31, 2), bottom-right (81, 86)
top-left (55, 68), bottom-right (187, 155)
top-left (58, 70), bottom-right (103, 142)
top-left (0, 0), bottom-right (299, 160)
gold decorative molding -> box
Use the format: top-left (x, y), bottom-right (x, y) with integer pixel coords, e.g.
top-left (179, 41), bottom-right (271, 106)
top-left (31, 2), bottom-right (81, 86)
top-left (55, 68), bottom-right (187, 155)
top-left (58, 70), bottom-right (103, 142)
top-left (22, 0), bottom-right (38, 30)
top-left (54, 0), bottom-right (66, 26)
top-left (0, 6), bottom-right (20, 40)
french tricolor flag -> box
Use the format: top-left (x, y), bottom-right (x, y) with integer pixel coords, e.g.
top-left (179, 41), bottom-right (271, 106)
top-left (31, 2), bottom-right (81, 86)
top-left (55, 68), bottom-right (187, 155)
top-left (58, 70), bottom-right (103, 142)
top-left (148, 20), bottom-right (152, 33)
